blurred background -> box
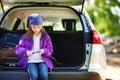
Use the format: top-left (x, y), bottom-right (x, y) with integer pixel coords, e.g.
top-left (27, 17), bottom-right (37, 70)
top-left (85, 0), bottom-right (120, 80)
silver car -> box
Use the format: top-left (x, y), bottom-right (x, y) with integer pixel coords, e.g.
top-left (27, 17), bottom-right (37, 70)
top-left (0, 0), bottom-right (106, 80)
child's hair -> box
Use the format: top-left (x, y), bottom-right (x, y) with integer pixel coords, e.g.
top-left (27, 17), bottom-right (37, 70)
top-left (26, 24), bottom-right (45, 38)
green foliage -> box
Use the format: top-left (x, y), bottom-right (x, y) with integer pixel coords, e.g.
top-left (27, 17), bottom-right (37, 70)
top-left (86, 0), bottom-right (120, 36)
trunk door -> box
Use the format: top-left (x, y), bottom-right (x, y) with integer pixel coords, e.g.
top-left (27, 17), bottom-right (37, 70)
top-left (0, 0), bottom-right (85, 13)
top-left (2, 0), bottom-right (84, 5)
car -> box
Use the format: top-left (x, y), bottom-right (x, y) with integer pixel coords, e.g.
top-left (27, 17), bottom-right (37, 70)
top-left (0, 0), bottom-right (106, 80)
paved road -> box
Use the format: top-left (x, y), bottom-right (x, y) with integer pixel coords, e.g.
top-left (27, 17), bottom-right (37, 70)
top-left (106, 53), bottom-right (120, 80)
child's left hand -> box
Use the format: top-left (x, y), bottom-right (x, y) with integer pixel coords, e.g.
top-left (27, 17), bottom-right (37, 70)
top-left (40, 49), bottom-right (44, 54)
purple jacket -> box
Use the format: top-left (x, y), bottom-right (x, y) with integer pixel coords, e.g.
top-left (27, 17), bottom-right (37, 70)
top-left (15, 32), bottom-right (53, 70)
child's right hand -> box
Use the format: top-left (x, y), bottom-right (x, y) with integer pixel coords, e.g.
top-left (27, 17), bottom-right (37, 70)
top-left (26, 51), bottom-right (33, 56)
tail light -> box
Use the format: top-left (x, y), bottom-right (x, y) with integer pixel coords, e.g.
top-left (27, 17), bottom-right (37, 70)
top-left (92, 30), bottom-right (102, 44)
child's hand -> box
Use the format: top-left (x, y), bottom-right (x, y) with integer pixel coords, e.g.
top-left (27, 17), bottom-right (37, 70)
top-left (26, 50), bottom-right (33, 56)
top-left (40, 49), bottom-right (44, 54)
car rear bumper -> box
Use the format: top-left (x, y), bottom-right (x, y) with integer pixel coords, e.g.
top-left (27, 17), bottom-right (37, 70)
top-left (0, 70), bottom-right (101, 80)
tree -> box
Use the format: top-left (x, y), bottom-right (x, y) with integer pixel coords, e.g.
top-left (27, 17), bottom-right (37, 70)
top-left (85, 0), bottom-right (120, 36)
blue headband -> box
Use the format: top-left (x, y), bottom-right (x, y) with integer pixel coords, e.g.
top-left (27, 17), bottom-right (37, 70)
top-left (28, 13), bottom-right (43, 25)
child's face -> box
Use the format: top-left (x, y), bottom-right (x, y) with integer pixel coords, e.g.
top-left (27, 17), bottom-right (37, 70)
top-left (31, 25), bottom-right (42, 35)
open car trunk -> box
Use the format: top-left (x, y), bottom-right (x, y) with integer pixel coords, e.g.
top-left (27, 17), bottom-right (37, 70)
top-left (0, 5), bottom-right (85, 70)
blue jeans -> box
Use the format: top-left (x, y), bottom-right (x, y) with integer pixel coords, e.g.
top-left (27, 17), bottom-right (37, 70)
top-left (27, 62), bottom-right (48, 80)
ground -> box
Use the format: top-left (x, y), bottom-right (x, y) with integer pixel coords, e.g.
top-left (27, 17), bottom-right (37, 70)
top-left (106, 53), bottom-right (120, 80)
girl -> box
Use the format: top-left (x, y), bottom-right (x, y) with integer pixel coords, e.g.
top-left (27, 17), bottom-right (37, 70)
top-left (15, 13), bottom-right (53, 80)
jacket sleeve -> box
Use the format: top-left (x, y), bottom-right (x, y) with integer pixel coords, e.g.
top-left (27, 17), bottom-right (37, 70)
top-left (15, 35), bottom-right (28, 56)
top-left (42, 33), bottom-right (53, 57)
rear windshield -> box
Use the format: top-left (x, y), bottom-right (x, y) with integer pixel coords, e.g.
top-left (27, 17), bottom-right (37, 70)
top-left (0, 6), bottom-right (83, 31)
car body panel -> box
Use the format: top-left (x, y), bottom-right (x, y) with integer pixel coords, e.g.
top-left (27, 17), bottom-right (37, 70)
top-left (0, 70), bottom-right (101, 80)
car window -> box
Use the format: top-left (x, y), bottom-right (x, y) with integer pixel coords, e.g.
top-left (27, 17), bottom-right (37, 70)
top-left (0, 7), bottom-right (83, 31)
